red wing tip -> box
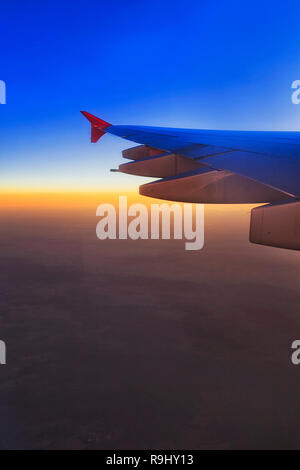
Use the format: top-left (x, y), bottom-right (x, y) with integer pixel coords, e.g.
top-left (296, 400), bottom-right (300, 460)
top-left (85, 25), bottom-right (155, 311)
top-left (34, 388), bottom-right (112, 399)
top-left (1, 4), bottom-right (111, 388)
top-left (81, 111), bottom-right (111, 143)
top-left (80, 111), bottom-right (111, 128)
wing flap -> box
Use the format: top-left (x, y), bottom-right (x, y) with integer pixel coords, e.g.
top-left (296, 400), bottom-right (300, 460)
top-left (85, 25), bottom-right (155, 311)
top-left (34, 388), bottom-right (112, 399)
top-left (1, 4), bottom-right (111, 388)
top-left (118, 153), bottom-right (205, 178)
top-left (122, 145), bottom-right (164, 160)
top-left (139, 168), bottom-right (288, 204)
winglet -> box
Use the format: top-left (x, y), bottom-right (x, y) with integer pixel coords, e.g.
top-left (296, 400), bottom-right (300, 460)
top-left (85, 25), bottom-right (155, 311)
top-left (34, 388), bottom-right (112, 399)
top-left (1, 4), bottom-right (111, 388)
top-left (80, 111), bottom-right (112, 143)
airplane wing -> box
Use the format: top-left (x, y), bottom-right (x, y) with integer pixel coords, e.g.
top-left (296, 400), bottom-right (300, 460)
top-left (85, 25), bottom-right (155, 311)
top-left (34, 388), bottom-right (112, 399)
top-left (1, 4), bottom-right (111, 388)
top-left (81, 111), bottom-right (300, 250)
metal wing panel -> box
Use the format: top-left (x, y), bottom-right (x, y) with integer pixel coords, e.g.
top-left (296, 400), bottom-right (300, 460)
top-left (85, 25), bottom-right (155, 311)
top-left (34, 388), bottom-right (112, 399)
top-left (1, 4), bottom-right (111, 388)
top-left (201, 151), bottom-right (300, 198)
top-left (108, 125), bottom-right (300, 159)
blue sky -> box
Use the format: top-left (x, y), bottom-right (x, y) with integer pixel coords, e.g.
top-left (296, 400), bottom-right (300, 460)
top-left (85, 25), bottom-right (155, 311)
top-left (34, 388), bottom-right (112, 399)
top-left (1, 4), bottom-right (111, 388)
top-left (1, 0), bottom-right (300, 190)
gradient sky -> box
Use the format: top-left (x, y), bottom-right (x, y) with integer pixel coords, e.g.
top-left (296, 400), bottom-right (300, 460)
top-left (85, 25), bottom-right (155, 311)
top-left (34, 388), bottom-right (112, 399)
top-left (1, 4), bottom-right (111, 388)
top-left (1, 0), bottom-right (300, 190)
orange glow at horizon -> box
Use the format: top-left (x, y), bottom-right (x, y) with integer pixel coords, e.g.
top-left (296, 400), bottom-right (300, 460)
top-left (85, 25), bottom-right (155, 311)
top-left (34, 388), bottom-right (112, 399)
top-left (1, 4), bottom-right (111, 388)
top-left (0, 191), bottom-right (259, 232)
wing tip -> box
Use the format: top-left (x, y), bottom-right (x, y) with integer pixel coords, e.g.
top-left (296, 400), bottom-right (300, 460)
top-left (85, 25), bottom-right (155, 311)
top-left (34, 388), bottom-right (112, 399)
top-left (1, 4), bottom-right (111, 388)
top-left (81, 111), bottom-right (111, 143)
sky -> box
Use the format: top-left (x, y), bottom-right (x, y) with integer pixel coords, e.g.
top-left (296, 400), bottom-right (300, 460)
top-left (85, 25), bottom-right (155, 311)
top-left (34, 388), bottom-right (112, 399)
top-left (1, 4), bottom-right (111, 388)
top-left (1, 0), bottom-right (300, 191)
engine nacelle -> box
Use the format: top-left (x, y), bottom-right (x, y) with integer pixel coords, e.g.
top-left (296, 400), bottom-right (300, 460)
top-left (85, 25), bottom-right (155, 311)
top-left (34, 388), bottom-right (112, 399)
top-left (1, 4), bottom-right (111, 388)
top-left (250, 200), bottom-right (300, 250)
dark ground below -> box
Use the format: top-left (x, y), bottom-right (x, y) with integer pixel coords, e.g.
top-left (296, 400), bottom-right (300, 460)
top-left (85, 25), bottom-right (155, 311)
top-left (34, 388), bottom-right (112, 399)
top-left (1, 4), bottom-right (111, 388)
top-left (0, 206), bottom-right (300, 449)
